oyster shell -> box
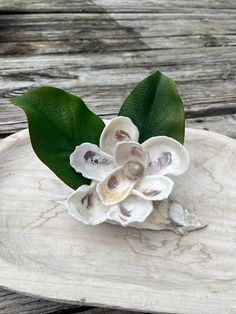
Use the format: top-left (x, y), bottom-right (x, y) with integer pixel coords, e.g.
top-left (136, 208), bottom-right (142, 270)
top-left (114, 141), bottom-right (148, 167)
top-left (100, 116), bottom-right (139, 155)
top-left (65, 182), bottom-right (109, 225)
top-left (96, 166), bottom-right (137, 205)
top-left (132, 175), bottom-right (174, 201)
top-left (107, 195), bottom-right (153, 226)
top-left (70, 143), bottom-right (114, 181)
top-left (142, 136), bottom-right (190, 176)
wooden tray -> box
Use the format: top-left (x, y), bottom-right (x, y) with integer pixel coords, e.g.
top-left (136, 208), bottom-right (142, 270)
top-left (0, 128), bottom-right (235, 314)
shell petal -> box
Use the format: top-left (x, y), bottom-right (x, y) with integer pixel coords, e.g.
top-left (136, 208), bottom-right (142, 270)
top-left (70, 143), bottom-right (114, 181)
top-left (142, 136), bottom-right (190, 176)
top-left (132, 175), bottom-right (174, 201)
top-left (99, 116), bottom-right (139, 155)
top-left (65, 182), bottom-right (109, 225)
top-left (107, 195), bottom-right (153, 226)
top-left (96, 166), bottom-right (136, 205)
top-left (114, 141), bottom-right (147, 167)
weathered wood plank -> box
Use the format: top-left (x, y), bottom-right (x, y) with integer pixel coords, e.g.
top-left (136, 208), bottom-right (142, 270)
top-left (1, 47), bottom-right (235, 72)
top-left (0, 0), bottom-right (103, 13)
top-left (0, 13), bottom-right (236, 56)
top-left (0, 0), bottom-right (236, 13)
top-left (1, 33), bottom-right (236, 56)
top-left (1, 109), bottom-right (236, 140)
top-left (1, 13), bottom-right (236, 37)
top-left (0, 48), bottom-right (235, 120)
top-left (186, 114), bottom-right (236, 139)
top-left (1, 95), bottom-right (236, 134)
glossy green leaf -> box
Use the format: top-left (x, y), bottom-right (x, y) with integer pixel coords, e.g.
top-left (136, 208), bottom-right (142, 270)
top-left (118, 71), bottom-right (185, 144)
top-left (11, 86), bottom-right (105, 189)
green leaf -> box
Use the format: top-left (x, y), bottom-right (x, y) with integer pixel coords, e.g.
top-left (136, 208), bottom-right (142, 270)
top-left (11, 86), bottom-right (105, 190)
top-left (118, 71), bottom-right (185, 144)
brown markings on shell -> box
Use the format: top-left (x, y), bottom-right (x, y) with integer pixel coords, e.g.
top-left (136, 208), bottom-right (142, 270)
top-left (120, 205), bottom-right (132, 217)
top-left (81, 192), bottom-right (93, 209)
top-left (157, 152), bottom-right (172, 170)
top-left (142, 189), bottom-right (161, 196)
top-left (108, 175), bottom-right (119, 189)
top-left (122, 161), bottom-right (144, 181)
top-left (115, 130), bottom-right (131, 141)
top-left (84, 150), bottom-right (112, 166)
top-left (130, 146), bottom-right (143, 158)
top-left (84, 151), bottom-right (97, 162)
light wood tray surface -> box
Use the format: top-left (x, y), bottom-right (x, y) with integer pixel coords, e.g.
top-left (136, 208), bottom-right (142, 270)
top-left (0, 128), bottom-right (235, 314)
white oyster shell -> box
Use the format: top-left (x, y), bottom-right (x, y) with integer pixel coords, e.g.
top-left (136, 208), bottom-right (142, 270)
top-left (142, 136), bottom-right (190, 176)
top-left (114, 141), bottom-right (148, 167)
top-left (96, 166), bottom-right (136, 205)
top-left (65, 182), bottom-right (109, 225)
top-left (99, 116), bottom-right (139, 155)
top-left (132, 175), bottom-right (174, 201)
top-left (70, 143), bottom-right (114, 181)
top-left (107, 195), bottom-right (153, 226)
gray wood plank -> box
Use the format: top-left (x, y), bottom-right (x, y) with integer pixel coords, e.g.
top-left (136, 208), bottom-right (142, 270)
top-left (0, 47), bottom-right (235, 127)
top-left (1, 112), bottom-right (236, 139)
top-left (1, 13), bottom-right (236, 39)
top-left (0, 0), bottom-right (236, 13)
top-left (1, 33), bottom-right (235, 56)
top-left (186, 114), bottom-right (236, 139)
top-left (0, 13), bottom-right (236, 56)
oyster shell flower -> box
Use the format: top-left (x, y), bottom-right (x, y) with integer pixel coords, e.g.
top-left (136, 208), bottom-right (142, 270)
top-left (65, 117), bottom-right (190, 226)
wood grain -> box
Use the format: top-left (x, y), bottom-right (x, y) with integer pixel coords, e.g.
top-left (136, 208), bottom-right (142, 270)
top-left (0, 128), bottom-right (236, 313)
top-left (0, 48), bottom-right (236, 134)
top-left (1, 13), bottom-right (236, 54)
top-left (1, 0), bottom-right (236, 13)
top-left (1, 0), bottom-right (236, 141)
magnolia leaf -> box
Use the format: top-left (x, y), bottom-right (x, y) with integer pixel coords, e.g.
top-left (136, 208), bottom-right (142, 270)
top-left (118, 71), bottom-right (185, 144)
top-left (11, 86), bottom-right (105, 189)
